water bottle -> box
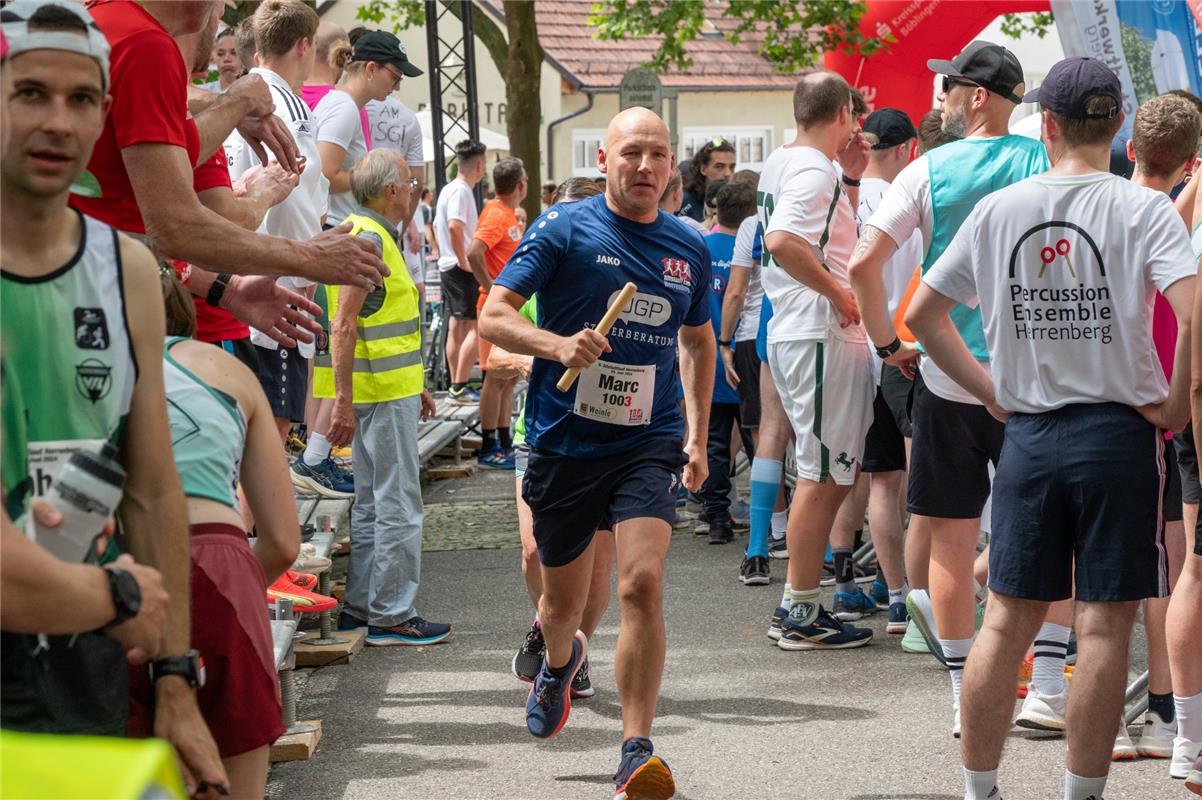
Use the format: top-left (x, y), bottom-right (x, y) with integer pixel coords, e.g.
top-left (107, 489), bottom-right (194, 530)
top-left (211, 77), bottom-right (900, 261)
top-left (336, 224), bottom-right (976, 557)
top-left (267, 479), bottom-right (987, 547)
top-left (33, 443), bottom-right (126, 563)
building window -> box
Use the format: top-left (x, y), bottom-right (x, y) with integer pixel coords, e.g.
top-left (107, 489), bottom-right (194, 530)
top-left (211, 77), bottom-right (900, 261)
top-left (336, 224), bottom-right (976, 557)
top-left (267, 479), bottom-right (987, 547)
top-left (572, 130), bottom-right (604, 177)
top-left (681, 127), bottom-right (772, 170)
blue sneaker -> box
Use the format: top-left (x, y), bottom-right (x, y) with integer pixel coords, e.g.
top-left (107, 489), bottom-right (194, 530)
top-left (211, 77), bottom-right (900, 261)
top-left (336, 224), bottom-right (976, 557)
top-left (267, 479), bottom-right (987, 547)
top-left (448, 385), bottom-right (480, 404)
top-left (870, 578), bottom-right (889, 610)
top-left (767, 605), bottom-right (788, 641)
top-left (291, 456), bottom-right (354, 499)
top-left (338, 611), bottom-right (367, 631)
top-left (526, 630), bottom-right (587, 738)
top-left (478, 447), bottom-right (515, 469)
top-left (612, 737), bottom-right (675, 800)
top-left (833, 588), bottom-right (878, 621)
top-left (366, 616), bottom-right (452, 646)
top-left (777, 604), bottom-right (873, 651)
top-left (887, 601), bottom-right (909, 634)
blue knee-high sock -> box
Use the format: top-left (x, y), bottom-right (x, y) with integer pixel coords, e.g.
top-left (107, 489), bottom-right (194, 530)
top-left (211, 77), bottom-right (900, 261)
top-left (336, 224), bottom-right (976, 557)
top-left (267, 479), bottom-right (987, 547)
top-left (747, 458), bottom-right (782, 559)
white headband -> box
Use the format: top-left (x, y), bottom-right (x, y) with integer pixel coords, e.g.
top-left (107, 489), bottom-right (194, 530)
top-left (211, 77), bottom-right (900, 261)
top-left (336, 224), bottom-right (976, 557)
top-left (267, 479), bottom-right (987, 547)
top-left (1, 0), bottom-right (110, 89)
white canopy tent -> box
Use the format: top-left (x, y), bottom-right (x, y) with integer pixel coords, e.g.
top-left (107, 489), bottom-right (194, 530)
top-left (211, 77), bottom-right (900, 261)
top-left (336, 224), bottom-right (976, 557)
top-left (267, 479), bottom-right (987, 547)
top-left (416, 108), bottom-right (510, 162)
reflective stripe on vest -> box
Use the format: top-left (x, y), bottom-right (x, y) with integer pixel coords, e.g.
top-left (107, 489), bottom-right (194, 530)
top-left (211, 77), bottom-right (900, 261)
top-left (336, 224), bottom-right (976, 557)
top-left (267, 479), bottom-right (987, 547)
top-left (312, 212), bottom-right (423, 403)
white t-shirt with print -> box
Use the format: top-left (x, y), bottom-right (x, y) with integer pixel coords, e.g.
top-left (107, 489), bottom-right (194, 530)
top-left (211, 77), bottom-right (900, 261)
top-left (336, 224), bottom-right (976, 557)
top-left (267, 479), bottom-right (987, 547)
top-left (434, 178), bottom-right (478, 273)
top-left (366, 97), bottom-right (425, 272)
top-left (313, 89), bottom-right (368, 226)
top-left (924, 172), bottom-right (1196, 414)
top-left (858, 176), bottom-right (923, 319)
top-left (730, 214), bottom-right (763, 342)
top-left (758, 144), bottom-right (863, 343)
top-left (230, 67), bottom-right (329, 356)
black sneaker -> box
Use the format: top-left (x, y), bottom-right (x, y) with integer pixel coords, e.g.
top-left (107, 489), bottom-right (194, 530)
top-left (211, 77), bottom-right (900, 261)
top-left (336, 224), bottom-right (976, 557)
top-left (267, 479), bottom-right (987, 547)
top-left (512, 620), bottom-right (544, 683)
top-left (768, 537), bottom-right (788, 559)
top-left (569, 656), bottom-right (594, 699)
top-left (739, 555), bottom-right (770, 585)
top-left (366, 616), bottom-right (451, 646)
top-left (709, 518), bottom-right (733, 544)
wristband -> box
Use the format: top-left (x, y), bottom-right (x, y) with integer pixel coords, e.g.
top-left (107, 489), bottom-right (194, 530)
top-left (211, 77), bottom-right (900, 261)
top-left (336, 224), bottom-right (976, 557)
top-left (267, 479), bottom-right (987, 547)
top-left (205, 273), bottom-right (232, 308)
top-left (874, 336), bottom-right (901, 359)
top-left (841, 175), bottom-right (862, 187)
top-left (718, 340), bottom-right (732, 348)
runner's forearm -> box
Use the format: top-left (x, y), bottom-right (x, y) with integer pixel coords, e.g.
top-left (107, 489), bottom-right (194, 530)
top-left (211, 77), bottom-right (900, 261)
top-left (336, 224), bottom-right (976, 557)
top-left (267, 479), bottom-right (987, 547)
top-left (331, 289), bottom-right (367, 406)
top-left (849, 225), bottom-right (902, 347)
top-left (480, 289), bottom-right (564, 361)
top-left (720, 267), bottom-right (749, 342)
top-left (193, 90), bottom-right (250, 166)
top-left (906, 285), bottom-right (994, 406)
top-left (679, 324), bottom-right (716, 447)
top-left (764, 230), bottom-right (846, 306)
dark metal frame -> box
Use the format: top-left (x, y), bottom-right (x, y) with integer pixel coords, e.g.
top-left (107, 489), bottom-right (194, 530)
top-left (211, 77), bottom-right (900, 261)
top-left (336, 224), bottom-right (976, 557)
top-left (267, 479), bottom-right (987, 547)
top-left (425, 0), bottom-right (481, 200)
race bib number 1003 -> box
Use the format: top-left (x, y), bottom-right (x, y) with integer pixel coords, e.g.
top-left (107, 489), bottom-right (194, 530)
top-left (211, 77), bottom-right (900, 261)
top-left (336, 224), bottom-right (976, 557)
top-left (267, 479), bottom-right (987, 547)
top-left (572, 361), bottom-right (654, 426)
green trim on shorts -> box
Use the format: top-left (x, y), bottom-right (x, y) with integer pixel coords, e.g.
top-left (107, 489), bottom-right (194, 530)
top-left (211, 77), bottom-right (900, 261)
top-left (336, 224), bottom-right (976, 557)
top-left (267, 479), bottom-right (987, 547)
top-left (814, 341), bottom-right (828, 481)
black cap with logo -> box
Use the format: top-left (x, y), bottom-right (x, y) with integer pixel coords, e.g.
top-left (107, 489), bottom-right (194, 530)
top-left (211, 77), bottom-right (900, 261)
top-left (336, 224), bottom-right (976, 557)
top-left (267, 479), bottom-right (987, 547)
top-left (928, 40), bottom-right (1025, 104)
top-left (1022, 57), bottom-right (1121, 119)
top-left (351, 30), bottom-right (423, 78)
top-left (863, 108), bottom-right (916, 149)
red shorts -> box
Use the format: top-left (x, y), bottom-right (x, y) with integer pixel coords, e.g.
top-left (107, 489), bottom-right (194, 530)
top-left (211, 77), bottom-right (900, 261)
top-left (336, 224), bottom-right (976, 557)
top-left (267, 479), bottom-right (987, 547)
top-left (129, 523), bottom-right (284, 757)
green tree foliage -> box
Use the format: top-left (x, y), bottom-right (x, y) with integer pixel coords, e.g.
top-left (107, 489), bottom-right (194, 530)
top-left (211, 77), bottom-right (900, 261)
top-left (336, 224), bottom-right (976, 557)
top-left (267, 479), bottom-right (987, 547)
top-left (999, 11), bottom-right (1055, 40)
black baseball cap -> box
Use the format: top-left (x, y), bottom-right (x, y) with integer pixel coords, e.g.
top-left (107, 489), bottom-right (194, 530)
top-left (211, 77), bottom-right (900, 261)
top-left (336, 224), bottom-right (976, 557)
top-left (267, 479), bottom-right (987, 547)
top-left (928, 41), bottom-right (1025, 104)
top-left (351, 30), bottom-right (423, 78)
top-left (1022, 57), bottom-right (1121, 119)
top-left (863, 108), bottom-right (916, 149)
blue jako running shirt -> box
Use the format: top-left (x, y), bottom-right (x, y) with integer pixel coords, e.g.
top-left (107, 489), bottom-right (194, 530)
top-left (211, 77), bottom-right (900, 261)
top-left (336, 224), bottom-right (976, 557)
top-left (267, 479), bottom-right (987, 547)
top-left (494, 193), bottom-right (712, 458)
top-left (705, 231), bottom-right (740, 406)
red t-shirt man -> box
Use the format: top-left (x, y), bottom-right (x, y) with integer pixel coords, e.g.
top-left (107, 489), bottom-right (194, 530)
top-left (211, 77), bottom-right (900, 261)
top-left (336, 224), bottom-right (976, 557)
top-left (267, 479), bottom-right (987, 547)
top-left (71, 0), bottom-right (199, 233)
top-left (188, 149), bottom-right (250, 344)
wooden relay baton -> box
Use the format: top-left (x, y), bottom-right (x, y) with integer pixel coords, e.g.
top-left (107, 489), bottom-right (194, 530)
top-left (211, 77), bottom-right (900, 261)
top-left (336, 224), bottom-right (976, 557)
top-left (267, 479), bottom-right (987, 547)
top-left (556, 281), bottom-right (638, 392)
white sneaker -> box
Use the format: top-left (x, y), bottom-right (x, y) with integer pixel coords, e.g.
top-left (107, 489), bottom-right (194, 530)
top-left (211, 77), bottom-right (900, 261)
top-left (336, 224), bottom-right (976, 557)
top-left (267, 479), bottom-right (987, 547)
top-left (1113, 722), bottom-right (1138, 761)
top-left (1014, 687), bottom-right (1068, 732)
top-left (1136, 710), bottom-right (1175, 758)
top-left (952, 704), bottom-right (961, 739)
top-left (1172, 737), bottom-right (1202, 780)
top-left (1186, 749), bottom-right (1202, 795)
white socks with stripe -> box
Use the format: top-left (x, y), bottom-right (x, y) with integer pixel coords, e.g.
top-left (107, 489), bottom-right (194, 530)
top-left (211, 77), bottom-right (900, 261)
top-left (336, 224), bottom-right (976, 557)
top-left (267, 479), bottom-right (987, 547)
top-left (942, 638), bottom-right (973, 707)
top-left (1031, 622), bottom-right (1070, 697)
top-left (964, 768), bottom-right (1000, 800)
top-left (1064, 770), bottom-right (1106, 800)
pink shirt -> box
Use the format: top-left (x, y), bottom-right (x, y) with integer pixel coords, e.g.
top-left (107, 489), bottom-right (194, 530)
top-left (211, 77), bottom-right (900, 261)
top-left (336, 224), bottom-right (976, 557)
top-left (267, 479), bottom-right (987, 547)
top-left (300, 84), bottom-right (372, 150)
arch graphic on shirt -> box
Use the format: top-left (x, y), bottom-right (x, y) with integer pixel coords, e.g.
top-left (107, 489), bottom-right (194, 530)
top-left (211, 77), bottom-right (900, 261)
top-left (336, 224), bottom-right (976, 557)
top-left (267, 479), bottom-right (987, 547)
top-left (1007, 221), bottom-right (1106, 281)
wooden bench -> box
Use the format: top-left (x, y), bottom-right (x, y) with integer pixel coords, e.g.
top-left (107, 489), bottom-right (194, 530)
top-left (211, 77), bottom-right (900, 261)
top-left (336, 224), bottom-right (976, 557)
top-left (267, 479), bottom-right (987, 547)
top-left (418, 419), bottom-right (463, 465)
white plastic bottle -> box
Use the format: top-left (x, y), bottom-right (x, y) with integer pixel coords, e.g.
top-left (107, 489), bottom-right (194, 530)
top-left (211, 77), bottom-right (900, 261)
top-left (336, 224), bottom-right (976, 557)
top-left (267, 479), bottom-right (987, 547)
top-left (34, 443), bottom-right (126, 563)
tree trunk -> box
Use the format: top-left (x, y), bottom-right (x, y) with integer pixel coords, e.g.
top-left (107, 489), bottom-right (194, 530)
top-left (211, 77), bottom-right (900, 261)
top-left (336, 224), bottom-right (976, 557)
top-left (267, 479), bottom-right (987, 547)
top-left (501, 1), bottom-right (543, 223)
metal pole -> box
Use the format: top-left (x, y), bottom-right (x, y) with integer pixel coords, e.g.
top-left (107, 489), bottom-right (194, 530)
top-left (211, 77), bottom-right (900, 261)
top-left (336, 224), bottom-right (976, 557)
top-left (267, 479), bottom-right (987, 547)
top-left (460, 0), bottom-right (483, 209)
top-left (425, 0), bottom-right (447, 195)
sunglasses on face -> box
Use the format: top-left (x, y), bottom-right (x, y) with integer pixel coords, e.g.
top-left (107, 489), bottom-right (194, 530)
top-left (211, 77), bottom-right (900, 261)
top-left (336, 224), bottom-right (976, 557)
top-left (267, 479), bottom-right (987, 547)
top-left (942, 76), bottom-right (980, 94)
top-left (382, 65), bottom-right (404, 89)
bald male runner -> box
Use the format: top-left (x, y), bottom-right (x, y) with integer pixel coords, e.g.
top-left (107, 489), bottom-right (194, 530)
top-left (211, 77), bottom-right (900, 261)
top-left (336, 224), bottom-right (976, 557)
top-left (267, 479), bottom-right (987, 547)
top-left (481, 108), bottom-right (714, 800)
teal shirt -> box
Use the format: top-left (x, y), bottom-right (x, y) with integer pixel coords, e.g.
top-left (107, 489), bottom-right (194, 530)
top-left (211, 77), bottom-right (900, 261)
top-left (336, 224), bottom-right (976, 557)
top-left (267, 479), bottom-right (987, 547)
top-left (924, 135), bottom-right (1049, 360)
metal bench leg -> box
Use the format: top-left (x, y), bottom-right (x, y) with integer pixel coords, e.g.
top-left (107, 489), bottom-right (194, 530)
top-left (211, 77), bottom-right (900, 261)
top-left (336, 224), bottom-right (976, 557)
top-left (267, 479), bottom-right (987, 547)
top-left (305, 515), bottom-right (348, 647)
top-left (1124, 671), bottom-right (1149, 726)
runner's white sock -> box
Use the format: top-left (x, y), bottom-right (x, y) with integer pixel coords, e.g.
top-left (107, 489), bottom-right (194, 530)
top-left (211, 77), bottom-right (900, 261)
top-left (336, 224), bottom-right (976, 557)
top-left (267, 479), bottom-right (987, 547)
top-left (302, 432), bottom-right (332, 467)
top-left (780, 583), bottom-right (793, 612)
top-left (771, 510), bottom-right (787, 539)
top-left (1176, 690), bottom-right (1202, 742)
top-left (942, 638), bottom-right (973, 707)
top-left (787, 586), bottom-right (820, 625)
top-left (1064, 770), bottom-right (1106, 800)
top-left (963, 768), bottom-right (999, 800)
top-left (1031, 622), bottom-right (1071, 697)
top-left (888, 583), bottom-right (909, 606)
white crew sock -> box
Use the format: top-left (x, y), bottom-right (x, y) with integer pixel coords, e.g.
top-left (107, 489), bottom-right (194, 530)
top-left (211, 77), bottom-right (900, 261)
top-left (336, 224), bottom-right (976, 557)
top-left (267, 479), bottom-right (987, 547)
top-left (888, 582), bottom-right (909, 606)
top-left (1064, 770), bottom-right (1106, 800)
top-left (1031, 622), bottom-right (1071, 697)
top-left (787, 586), bottom-right (820, 625)
top-left (1177, 690), bottom-right (1202, 742)
top-left (964, 768), bottom-right (1000, 800)
top-left (941, 637), bottom-right (973, 707)
top-left (780, 583), bottom-right (794, 612)
top-left (302, 432), bottom-right (332, 467)
top-left (770, 510), bottom-right (787, 540)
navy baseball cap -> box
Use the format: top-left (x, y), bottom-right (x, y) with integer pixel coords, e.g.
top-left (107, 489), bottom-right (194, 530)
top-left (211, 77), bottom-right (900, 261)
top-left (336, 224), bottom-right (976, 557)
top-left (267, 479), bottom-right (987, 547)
top-left (352, 30), bottom-right (423, 78)
top-left (863, 108), bottom-right (916, 149)
top-left (1022, 57), bottom-right (1121, 119)
top-left (928, 41), bottom-right (1025, 104)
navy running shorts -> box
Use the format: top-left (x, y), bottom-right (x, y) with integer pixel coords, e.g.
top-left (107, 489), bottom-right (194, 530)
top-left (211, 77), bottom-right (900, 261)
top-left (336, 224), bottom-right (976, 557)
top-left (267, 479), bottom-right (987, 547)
top-left (989, 403), bottom-right (1168, 603)
top-left (734, 340), bottom-right (762, 429)
top-left (880, 363), bottom-right (913, 438)
top-left (1174, 422), bottom-right (1201, 505)
top-left (907, 371), bottom-right (1003, 519)
top-left (1163, 436), bottom-right (1183, 523)
top-left (251, 343), bottom-right (309, 422)
top-left (522, 437), bottom-right (685, 567)
top-left (862, 382), bottom-right (906, 473)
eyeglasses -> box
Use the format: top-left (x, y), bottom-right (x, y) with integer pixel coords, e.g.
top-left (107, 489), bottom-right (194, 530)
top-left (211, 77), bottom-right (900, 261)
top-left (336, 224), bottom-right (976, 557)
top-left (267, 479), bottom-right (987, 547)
top-left (942, 76), bottom-right (980, 94)
top-left (405, 177), bottom-right (419, 190)
top-left (382, 64), bottom-right (404, 89)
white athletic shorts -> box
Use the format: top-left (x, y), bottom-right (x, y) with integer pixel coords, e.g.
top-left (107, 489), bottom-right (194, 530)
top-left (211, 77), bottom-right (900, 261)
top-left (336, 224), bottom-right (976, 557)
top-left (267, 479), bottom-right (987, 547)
top-left (768, 333), bottom-right (874, 486)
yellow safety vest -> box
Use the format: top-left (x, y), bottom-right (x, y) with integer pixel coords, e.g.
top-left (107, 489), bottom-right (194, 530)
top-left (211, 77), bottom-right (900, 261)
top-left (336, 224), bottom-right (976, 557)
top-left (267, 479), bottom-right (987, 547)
top-left (313, 212), bottom-right (423, 403)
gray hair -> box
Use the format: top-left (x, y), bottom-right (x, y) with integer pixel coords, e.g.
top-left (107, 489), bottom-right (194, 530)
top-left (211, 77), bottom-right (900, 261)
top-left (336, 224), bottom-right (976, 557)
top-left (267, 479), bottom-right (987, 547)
top-left (350, 149), bottom-right (408, 205)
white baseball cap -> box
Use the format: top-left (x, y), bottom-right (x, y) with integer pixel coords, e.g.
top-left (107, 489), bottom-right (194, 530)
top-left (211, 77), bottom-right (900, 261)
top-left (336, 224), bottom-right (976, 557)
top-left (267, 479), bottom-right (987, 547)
top-left (1, 0), bottom-right (111, 89)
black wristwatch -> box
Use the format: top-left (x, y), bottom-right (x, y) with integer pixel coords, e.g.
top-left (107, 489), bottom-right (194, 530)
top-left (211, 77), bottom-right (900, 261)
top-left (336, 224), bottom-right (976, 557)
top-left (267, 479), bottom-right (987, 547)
top-left (841, 175), bottom-right (862, 187)
top-left (150, 650), bottom-right (206, 689)
top-left (718, 339), bottom-right (732, 348)
top-left (102, 566), bottom-right (141, 630)
top-left (205, 273), bottom-right (233, 308)
top-left (874, 336), bottom-right (902, 359)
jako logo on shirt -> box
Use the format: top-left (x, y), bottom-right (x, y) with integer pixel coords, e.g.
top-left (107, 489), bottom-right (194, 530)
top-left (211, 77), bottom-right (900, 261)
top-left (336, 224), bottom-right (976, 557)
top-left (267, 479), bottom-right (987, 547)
top-left (613, 289), bottom-right (671, 327)
top-left (661, 257), bottom-right (693, 292)
top-left (596, 254), bottom-right (621, 267)
top-left (1007, 221), bottom-right (1113, 346)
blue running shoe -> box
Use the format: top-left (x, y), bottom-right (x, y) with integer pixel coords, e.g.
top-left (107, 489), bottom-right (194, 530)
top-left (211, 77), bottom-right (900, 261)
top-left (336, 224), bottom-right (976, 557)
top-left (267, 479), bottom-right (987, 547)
top-left (613, 737), bottom-right (675, 800)
top-left (478, 447), bottom-right (515, 469)
top-left (887, 601), bottom-right (909, 634)
top-left (291, 456), bottom-right (354, 499)
top-left (767, 605), bottom-right (788, 641)
top-left (778, 605), bottom-right (873, 651)
top-left (448, 385), bottom-right (480, 404)
top-left (338, 610), bottom-right (367, 631)
top-left (366, 616), bottom-right (451, 646)
top-left (526, 630), bottom-right (587, 738)
top-left (833, 588), bottom-right (878, 621)
top-left (870, 578), bottom-right (889, 610)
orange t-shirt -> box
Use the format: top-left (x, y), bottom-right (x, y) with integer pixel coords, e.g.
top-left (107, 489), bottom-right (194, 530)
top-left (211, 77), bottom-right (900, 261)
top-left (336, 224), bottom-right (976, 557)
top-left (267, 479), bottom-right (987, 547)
top-left (474, 199), bottom-right (522, 299)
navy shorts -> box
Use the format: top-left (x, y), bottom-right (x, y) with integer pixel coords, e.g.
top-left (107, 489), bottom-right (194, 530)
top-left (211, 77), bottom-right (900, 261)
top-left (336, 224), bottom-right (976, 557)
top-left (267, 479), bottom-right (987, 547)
top-left (990, 403), bottom-right (1168, 603)
top-left (862, 383), bottom-right (906, 473)
top-left (1174, 422), bottom-right (1201, 505)
top-left (907, 371), bottom-right (1004, 519)
top-left (251, 344), bottom-right (309, 422)
top-left (1163, 437), bottom-right (1183, 523)
top-left (880, 363), bottom-right (913, 438)
top-left (521, 437), bottom-right (685, 567)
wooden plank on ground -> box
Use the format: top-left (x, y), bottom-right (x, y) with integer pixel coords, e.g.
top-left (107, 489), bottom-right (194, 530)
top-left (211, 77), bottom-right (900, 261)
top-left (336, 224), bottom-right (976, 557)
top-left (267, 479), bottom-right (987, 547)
top-left (294, 628), bottom-right (365, 667)
top-left (425, 462), bottom-right (478, 480)
top-left (270, 722), bottom-right (322, 762)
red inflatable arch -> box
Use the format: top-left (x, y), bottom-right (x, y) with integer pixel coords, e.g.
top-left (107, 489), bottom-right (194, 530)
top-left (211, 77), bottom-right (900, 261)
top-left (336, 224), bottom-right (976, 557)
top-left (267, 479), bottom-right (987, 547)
top-left (824, 0), bottom-right (1052, 125)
